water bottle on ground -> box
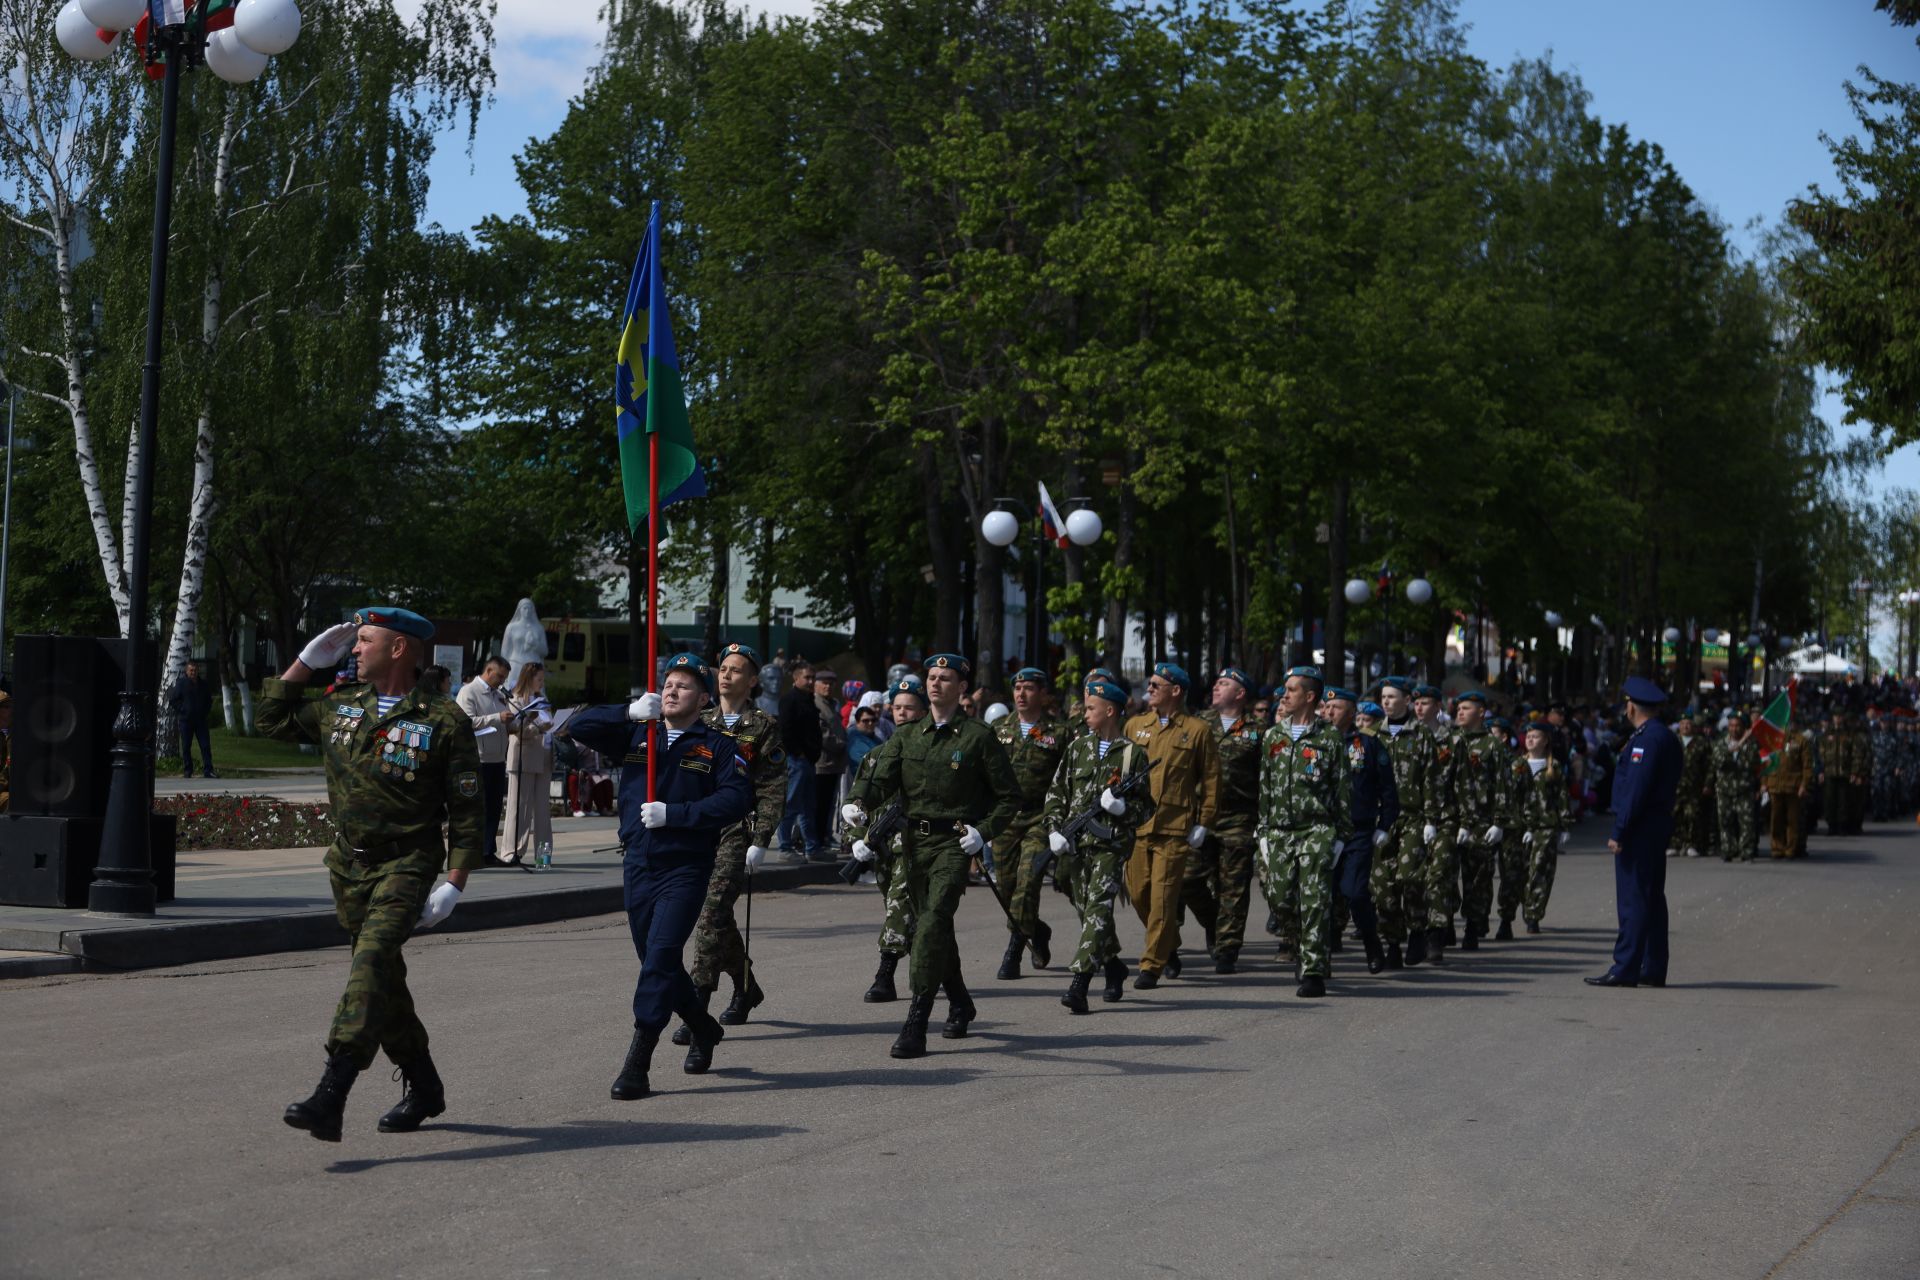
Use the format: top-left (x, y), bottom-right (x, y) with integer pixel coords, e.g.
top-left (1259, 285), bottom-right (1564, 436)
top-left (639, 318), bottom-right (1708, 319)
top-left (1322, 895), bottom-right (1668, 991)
top-left (536, 839), bottom-right (553, 869)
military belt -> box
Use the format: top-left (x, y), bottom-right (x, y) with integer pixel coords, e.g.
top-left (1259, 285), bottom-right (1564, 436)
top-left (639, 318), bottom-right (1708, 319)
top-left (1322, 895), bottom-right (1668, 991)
top-left (910, 818), bottom-right (966, 837)
top-left (344, 836), bottom-right (434, 866)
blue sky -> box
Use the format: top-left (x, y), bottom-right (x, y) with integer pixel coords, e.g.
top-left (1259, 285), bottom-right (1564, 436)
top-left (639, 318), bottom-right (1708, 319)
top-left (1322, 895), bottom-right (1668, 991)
top-left (420, 0), bottom-right (1920, 499)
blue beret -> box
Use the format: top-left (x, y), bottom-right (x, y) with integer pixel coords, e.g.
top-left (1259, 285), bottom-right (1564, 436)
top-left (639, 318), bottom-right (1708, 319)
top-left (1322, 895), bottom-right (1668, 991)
top-left (1358, 700), bottom-right (1385, 718)
top-left (1218, 666), bottom-right (1253, 692)
top-left (353, 605), bottom-right (434, 642)
top-left (716, 642), bottom-right (761, 668)
top-left (889, 678), bottom-right (928, 705)
top-left (1085, 679), bottom-right (1128, 708)
top-left (1456, 690), bottom-right (1489, 706)
top-left (1415, 683), bottom-right (1442, 699)
top-left (1622, 676), bottom-right (1667, 706)
top-left (1012, 667), bottom-right (1049, 687)
top-left (1285, 665), bottom-right (1323, 688)
top-left (1382, 676), bottom-right (1413, 693)
top-left (663, 652), bottom-right (713, 692)
top-left (1152, 662), bottom-right (1191, 689)
top-left (924, 653), bottom-right (971, 678)
top-left (1490, 715), bottom-right (1511, 729)
top-left (1324, 686), bottom-right (1357, 704)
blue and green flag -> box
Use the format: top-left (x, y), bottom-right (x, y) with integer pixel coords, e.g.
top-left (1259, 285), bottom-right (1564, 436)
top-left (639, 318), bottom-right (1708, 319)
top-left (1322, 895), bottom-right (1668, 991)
top-left (615, 202), bottom-right (705, 533)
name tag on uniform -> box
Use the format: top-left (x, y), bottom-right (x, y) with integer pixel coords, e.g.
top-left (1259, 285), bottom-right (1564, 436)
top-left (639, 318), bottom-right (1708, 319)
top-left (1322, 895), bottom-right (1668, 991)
top-left (680, 758), bottom-right (711, 772)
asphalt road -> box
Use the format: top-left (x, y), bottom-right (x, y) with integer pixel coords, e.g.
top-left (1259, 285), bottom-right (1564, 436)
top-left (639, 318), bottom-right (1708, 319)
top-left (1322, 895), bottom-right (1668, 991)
top-left (4, 824), bottom-right (1918, 1279)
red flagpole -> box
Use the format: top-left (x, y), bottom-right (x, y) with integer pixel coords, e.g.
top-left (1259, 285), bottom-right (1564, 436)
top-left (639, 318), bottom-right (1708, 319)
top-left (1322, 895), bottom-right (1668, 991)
top-left (645, 429), bottom-right (661, 803)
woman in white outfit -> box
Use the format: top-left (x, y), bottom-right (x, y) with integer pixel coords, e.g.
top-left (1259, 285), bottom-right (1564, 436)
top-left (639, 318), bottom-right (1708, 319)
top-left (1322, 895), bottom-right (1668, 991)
top-left (504, 662), bottom-right (556, 862)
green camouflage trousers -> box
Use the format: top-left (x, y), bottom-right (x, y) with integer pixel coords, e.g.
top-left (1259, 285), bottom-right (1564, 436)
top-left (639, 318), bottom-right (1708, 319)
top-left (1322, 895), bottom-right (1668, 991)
top-left (1714, 786), bottom-right (1757, 861)
top-left (1065, 846), bottom-right (1126, 974)
top-left (1369, 818), bottom-right (1426, 945)
top-left (1257, 827), bottom-right (1337, 979)
top-left (903, 833), bottom-right (970, 998)
top-left (876, 839), bottom-right (915, 955)
top-left (1178, 825), bottom-right (1256, 956)
top-left (1669, 791), bottom-right (1699, 853)
top-left (991, 809), bottom-right (1051, 939)
top-left (1460, 831), bottom-right (1498, 932)
top-left (1501, 829), bottom-right (1559, 922)
top-left (689, 827), bottom-right (751, 993)
top-left (1424, 826), bottom-right (1462, 929)
top-left (326, 847), bottom-right (439, 1070)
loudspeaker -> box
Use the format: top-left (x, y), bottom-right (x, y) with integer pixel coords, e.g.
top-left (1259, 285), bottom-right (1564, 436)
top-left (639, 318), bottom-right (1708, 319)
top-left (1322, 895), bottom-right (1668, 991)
top-left (0, 813), bottom-right (176, 908)
top-left (12, 636), bottom-right (141, 817)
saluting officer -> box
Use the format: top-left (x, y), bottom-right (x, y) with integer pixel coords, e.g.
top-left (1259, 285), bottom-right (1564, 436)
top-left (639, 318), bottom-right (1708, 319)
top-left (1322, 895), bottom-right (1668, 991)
top-left (1181, 666), bottom-right (1263, 974)
top-left (264, 606), bottom-right (484, 1142)
top-left (1122, 662), bottom-right (1221, 988)
top-left (847, 676), bottom-right (930, 1002)
top-left (990, 667), bottom-right (1069, 980)
top-left (568, 653), bottom-right (753, 1100)
top-left (846, 654), bottom-right (1020, 1060)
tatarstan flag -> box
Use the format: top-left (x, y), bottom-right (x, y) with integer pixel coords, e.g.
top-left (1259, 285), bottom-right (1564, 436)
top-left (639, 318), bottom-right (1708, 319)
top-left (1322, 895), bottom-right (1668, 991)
top-left (615, 201), bottom-right (705, 533)
top-left (1752, 678), bottom-right (1796, 772)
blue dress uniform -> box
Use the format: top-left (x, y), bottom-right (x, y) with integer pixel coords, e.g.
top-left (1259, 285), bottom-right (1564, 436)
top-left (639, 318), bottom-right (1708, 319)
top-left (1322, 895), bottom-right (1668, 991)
top-left (1593, 678), bottom-right (1682, 987)
top-left (1331, 691), bottom-right (1400, 973)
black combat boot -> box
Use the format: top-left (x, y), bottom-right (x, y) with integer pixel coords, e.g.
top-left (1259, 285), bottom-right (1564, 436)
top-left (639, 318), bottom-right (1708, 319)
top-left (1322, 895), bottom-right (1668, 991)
top-left (1445, 923), bottom-right (1459, 947)
top-left (1462, 925), bottom-right (1479, 952)
top-left (1029, 920), bottom-right (1053, 970)
top-left (1385, 940), bottom-right (1404, 970)
top-left (996, 931), bottom-right (1024, 980)
top-left (941, 961), bottom-right (976, 1039)
top-left (1133, 968), bottom-right (1160, 990)
top-left (864, 951), bottom-right (902, 1003)
top-left (1296, 975), bottom-right (1327, 998)
top-left (672, 988), bottom-right (713, 1046)
top-left (717, 971), bottom-right (764, 1026)
top-left (1265, 909), bottom-right (1281, 937)
top-left (1102, 957), bottom-right (1129, 1003)
top-left (611, 1027), bottom-right (660, 1100)
top-left (284, 1051), bottom-right (360, 1143)
top-left (1214, 948), bottom-right (1239, 975)
top-left (1525, 919), bottom-right (1541, 934)
top-left (890, 992), bottom-right (936, 1059)
top-left (1062, 972), bottom-right (1092, 1014)
top-left (1363, 934), bottom-right (1386, 975)
top-left (1426, 926), bottom-right (1448, 964)
top-left (1494, 919), bottom-right (1514, 941)
top-left (1165, 950), bottom-right (1183, 980)
top-left (376, 1053), bottom-right (445, 1133)
top-left (1403, 930), bottom-right (1428, 966)
top-left (683, 1001), bottom-right (725, 1075)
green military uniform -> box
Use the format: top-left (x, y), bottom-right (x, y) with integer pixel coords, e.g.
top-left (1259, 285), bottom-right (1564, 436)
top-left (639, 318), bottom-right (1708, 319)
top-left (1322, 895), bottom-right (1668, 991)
top-left (1670, 727), bottom-right (1713, 855)
top-left (1255, 715), bottom-right (1352, 982)
top-left (1179, 706), bottom-right (1263, 962)
top-left (1501, 754), bottom-right (1569, 927)
top-left (1043, 733), bottom-right (1154, 977)
top-left (1431, 708), bottom-right (1507, 943)
top-left (687, 702), bottom-right (785, 996)
top-left (1373, 714), bottom-right (1440, 954)
top-left (849, 731), bottom-right (916, 957)
top-left (850, 705), bottom-right (1020, 1001)
top-left (258, 673), bottom-right (483, 1071)
top-left (1712, 728), bottom-right (1761, 862)
top-left (991, 707), bottom-right (1069, 961)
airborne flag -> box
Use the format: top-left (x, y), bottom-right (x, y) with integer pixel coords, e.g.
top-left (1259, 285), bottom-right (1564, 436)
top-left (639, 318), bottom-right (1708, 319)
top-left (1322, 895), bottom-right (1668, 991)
top-left (615, 201), bottom-right (705, 533)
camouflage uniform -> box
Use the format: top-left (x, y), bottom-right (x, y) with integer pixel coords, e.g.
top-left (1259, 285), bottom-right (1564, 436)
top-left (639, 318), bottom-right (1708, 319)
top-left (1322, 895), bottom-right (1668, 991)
top-left (991, 711), bottom-right (1069, 941)
top-left (848, 736), bottom-right (915, 954)
top-left (1435, 724), bottom-right (1508, 936)
top-left (258, 676), bottom-right (484, 1070)
top-left (1869, 717), bottom-right (1893, 821)
top-left (687, 703), bottom-right (786, 993)
top-left (1843, 718), bottom-right (1872, 833)
top-left (1711, 732), bottom-right (1761, 861)
top-left (1043, 735), bottom-right (1154, 973)
top-left (1501, 755), bottom-right (1569, 925)
top-left (1179, 709), bottom-right (1263, 959)
top-left (1373, 718), bottom-right (1439, 948)
top-left (1255, 719), bottom-right (1352, 979)
top-left (1669, 732), bottom-right (1712, 855)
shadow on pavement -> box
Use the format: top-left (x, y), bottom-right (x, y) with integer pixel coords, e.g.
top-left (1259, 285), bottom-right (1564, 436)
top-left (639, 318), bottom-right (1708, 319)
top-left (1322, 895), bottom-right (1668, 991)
top-left (1658, 980), bottom-right (1837, 992)
top-left (326, 1118), bottom-right (804, 1173)
top-left (672, 1065), bottom-right (984, 1095)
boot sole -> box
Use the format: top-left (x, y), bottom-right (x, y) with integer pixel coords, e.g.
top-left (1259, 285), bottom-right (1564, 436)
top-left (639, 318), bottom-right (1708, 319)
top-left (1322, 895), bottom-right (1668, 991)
top-left (863, 990), bottom-right (898, 1003)
top-left (283, 1112), bottom-right (342, 1143)
top-left (609, 1085), bottom-right (652, 1100)
top-left (889, 1043), bottom-right (926, 1059)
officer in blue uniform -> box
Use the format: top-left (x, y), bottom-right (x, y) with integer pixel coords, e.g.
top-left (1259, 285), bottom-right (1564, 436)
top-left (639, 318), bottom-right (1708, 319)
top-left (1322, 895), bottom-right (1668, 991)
top-left (567, 653), bottom-right (754, 1097)
top-left (1326, 688), bottom-right (1399, 975)
top-left (1586, 676), bottom-right (1682, 989)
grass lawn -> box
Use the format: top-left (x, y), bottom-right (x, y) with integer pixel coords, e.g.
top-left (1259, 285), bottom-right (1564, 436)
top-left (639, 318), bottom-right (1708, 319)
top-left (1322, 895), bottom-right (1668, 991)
top-left (157, 726), bottom-right (320, 773)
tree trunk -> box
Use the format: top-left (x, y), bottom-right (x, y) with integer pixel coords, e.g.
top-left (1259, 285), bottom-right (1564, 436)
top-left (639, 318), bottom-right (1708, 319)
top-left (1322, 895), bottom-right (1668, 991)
top-left (1101, 478), bottom-right (1134, 669)
top-left (755, 516), bottom-right (774, 659)
top-left (1325, 476), bottom-right (1351, 689)
top-left (703, 511), bottom-right (727, 657)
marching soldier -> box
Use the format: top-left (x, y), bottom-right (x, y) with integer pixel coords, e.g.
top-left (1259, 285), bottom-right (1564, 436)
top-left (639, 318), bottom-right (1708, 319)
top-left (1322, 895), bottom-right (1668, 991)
top-left (1668, 709), bottom-right (1713, 857)
top-left (1179, 666), bottom-right (1263, 974)
top-left (1255, 666), bottom-right (1351, 997)
top-left (1373, 677), bottom-right (1440, 968)
top-left (671, 643), bottom-right (785, 1066)
top-left (845, 654), bottom-right (1020, 1059)
top-left (263, 607), bottom-right (483, 1142)
top-left (1122, 662), bottom-right (1221, 988)
top-left (1434, 690), bottom-right (1508, 955)
top-left (1767, 717), bottom-right (1812, 858)
top-left (990, 667), bottom-right (1068, 980)
top-left (848, 678), bottom-right (929, 1002)
top-left (1502, 722), bottom-right (1570, 934)
top-left (1325, 687), bottom-right (1398, 974)
top-left (1043, 679), bottom-right (1155, 1012)
top-left (1712, 711), bottom-right (1762, 862)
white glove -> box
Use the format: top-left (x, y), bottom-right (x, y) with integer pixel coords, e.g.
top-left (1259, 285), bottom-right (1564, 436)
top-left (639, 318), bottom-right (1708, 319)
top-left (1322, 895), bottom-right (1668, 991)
top-left (1259, 834), bottom-right (1270, 856)
top-left (1557, 831), bottom-right (1570, 849)
top-left (852, 838), bottom-right (876, 863)
top-left (416, 881), bottom-right (461, 929)
top-left (627, 692), bottom-right (662, 722)
top-left (841, 802), bottom-right (866, 826)
top-left (1457, 827), bottom-right (1472, 845)
top-left (1187, 825), bottom-right (1208, 850)
top-left (1484, 825), bottom-right (1503, 845)
top-left (1048, 830), bottom-right (1069, 855)
top-left (298, 621), bottom-right (358, 671)
top-left (1760, 792), bottom-right (1770, 808)
top-left (745, 845), bottom-right (765, 872)
top-left (641, 800), bottom-right (667, 829)
top-left (1422, 824), bottom-right (1437, 844)
top-left (959, 825), bottom-right (984, 855)
top-left (1373, 829), bottom-right (1389, 847)
top-left (1099, 787), bottom-right (1126, 816)
top-left (1523, 832), bottom-right (1535, 846)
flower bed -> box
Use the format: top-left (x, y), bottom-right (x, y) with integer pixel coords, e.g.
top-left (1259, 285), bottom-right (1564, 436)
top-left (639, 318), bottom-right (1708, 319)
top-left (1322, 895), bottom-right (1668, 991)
top-left (156, 794), bottom-right (335, 851)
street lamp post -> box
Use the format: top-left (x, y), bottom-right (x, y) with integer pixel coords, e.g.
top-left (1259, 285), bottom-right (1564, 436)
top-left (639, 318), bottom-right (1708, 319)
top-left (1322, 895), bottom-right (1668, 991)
top-left (980, 489), bottom-right (1102, 670)
top-left (0, 383), bottom-right (15, 686)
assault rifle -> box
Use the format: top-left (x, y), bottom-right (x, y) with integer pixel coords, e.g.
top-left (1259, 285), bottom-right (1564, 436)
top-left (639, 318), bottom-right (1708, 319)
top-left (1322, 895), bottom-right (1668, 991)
top-left (1031, 764), bottom-right (1153, 882)
top-left (837, 795), bottom-right (906, 885)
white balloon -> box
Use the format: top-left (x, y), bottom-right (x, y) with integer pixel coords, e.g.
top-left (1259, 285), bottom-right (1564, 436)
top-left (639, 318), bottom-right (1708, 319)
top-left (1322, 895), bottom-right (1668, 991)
top-left (980, 509), bottom-right (1019, 548)
top-left (78, 0), bottom-right (143, 32)
top-left (1064, 507), bottom-right (1103, 547)
top-left (1405, 577), bottom-right (1434, 606)
top-left (56, 0), bottom-right (117, 60)
top-left (205, 26), bottom-right (268, 82)
top-left (233, 0), bottom-right (300, 54)
top-left (1343, 577), bottom-right (1371, 605)
top-left (983, 702), bottom-right (1010, 724)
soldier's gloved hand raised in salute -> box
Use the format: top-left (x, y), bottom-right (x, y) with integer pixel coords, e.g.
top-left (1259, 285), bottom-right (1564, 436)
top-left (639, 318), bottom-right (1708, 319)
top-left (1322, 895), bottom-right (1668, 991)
top-left (298, 622), bottom-right (358, 672)
top-left (627, 692), bottom-right (662, 722)
top-left (958, 825), bottom-right (984, 855)
top-left (417, 881), bottom-right (461, 929)
top-left (640, 801), bottom-right (667, 828)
